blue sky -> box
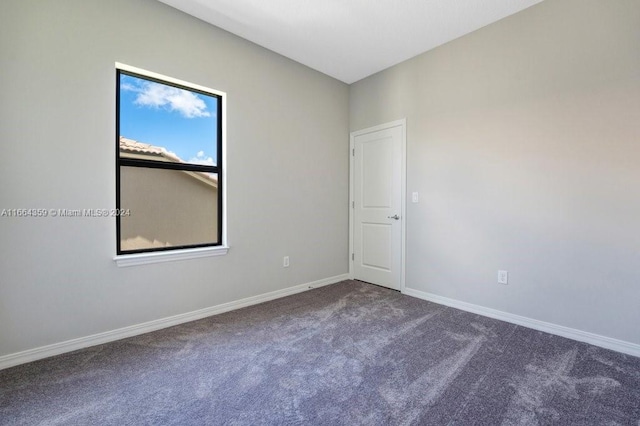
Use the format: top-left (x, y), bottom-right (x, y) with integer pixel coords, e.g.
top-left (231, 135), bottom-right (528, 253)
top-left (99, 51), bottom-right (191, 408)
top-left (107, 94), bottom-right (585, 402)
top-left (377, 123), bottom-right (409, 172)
top-left (119, 73), bottom-right (218, 166)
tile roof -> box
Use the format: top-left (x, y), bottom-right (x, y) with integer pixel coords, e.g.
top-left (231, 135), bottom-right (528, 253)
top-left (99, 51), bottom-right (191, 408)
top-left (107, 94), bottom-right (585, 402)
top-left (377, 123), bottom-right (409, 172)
top-left (119, 136), bottom-right (183, 163)
top-left (119, 136), bottom-right (218, 186)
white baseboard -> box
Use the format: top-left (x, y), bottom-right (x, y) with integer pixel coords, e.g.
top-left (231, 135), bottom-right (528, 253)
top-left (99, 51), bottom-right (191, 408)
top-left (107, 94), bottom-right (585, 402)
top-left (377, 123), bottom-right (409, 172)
top-left (403, 287), bottom-right (640, 358)
top-left (0, 274), bottom-right (350, 371)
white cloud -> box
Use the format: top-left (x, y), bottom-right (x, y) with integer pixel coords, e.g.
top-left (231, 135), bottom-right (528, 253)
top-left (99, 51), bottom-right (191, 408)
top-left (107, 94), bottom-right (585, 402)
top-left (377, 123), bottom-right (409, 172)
top-left (134, 82), bottom-right (211, 118)
top-left (120, 82), bottom-right (137, 92)
top-left (189, 150), bottom-right (216, 166)
top-left (122, 77), bottom-right (212, 119)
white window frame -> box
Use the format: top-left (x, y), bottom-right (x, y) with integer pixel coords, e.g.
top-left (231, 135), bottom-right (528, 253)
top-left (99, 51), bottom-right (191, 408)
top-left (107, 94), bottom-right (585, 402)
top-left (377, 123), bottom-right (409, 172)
top-left (113, 63), bottom-right (228, 267)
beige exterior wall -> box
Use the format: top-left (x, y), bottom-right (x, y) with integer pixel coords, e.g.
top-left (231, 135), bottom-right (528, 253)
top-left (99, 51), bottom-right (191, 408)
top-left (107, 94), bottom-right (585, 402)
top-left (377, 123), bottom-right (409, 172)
top-left (120, 167), bottom-right (218, 250)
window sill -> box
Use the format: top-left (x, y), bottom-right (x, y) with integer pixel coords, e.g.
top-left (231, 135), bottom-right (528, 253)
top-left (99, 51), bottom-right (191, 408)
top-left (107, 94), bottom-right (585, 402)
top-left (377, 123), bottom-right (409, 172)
top-left (114, 246), bottom-right (229, 267)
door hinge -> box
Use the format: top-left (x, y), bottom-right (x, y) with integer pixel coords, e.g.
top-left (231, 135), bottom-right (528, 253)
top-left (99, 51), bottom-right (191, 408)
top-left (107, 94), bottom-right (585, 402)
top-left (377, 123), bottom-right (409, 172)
top-left (352, 201), bottom-right (354, 208)
top-left (352, 253), bottom-right (354, 261)
top-left (352, 148), bottom-right (355, 156)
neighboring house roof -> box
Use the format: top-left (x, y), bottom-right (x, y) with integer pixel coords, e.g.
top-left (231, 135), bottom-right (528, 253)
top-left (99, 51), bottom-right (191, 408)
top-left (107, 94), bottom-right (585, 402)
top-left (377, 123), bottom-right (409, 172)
top-left (119, 136), bottom-right (218, 187)
top-left (119, 136), bottom-right (184, 163)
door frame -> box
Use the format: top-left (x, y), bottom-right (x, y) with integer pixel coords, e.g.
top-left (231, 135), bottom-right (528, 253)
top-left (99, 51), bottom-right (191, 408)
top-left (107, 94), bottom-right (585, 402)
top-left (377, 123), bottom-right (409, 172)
top-left (349, 118), bottom-right (407, 293)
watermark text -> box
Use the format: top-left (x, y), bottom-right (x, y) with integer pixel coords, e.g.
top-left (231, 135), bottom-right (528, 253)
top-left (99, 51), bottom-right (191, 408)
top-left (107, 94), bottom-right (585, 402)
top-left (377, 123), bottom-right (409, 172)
top-left (1, 208), bottom-right (131, 218)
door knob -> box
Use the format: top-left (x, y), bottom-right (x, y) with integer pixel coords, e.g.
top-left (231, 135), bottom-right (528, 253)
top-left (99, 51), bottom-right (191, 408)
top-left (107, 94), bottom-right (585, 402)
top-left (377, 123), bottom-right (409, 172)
top-left (387, 215), bottom-right (400, 220)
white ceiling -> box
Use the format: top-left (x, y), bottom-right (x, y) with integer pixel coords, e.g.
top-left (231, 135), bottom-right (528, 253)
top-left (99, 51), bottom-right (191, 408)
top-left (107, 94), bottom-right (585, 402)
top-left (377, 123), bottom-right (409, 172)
top-left (157, 0), bottom-right (543, 84)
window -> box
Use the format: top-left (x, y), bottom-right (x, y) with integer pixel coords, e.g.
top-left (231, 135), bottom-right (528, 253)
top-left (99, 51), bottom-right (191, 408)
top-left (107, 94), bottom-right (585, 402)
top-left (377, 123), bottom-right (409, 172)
top-left (116, 64), bottom-right (224, 257)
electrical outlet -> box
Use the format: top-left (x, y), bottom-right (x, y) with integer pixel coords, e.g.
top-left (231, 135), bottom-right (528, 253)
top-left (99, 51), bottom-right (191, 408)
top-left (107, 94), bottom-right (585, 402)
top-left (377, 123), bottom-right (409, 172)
top-left (498, 270), bottom-right (508, 285)
top-left (283, 256), bottom-right (290, 268)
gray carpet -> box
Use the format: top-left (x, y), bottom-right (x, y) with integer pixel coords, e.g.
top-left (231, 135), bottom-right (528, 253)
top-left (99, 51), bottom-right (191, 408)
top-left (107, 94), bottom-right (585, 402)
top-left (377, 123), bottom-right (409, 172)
top-left (1, 280), bottom-right (639, 425)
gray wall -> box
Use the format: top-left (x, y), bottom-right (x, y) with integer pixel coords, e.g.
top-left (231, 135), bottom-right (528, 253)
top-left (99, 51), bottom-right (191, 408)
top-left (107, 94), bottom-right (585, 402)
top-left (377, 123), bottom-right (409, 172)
top-left (350, 0), bottom-right (640, 345)
top-left (0, 0), bottom-right (349, 356)
top-left (2, 0), bottom-right (638, 359)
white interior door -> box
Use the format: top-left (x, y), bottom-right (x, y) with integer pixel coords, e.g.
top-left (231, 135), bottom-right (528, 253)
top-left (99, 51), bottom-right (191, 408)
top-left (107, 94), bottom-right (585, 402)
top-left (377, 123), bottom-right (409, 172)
top-left (351, 121), bottom-right (404, 290)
